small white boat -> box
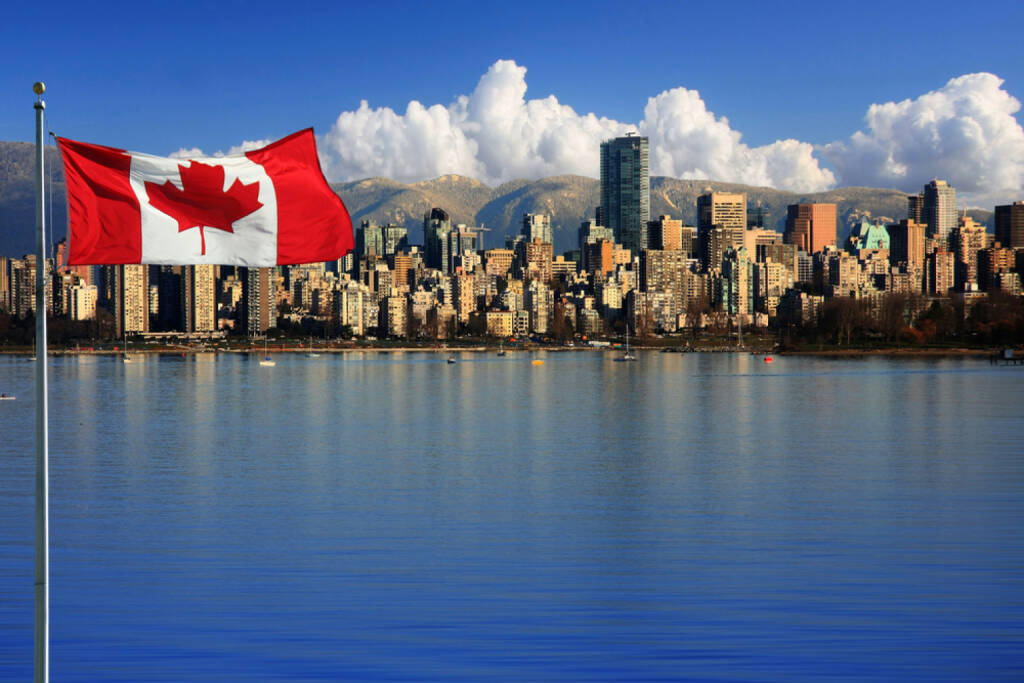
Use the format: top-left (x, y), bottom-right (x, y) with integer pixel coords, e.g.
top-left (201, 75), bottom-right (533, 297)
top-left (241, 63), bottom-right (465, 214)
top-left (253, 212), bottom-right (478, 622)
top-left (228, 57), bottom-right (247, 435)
top-left (614, 329), bottom-right (636, 362)
top-left (0, 394), bottom-right (15, 401)
top-left (446, 356), bottom-right (457, 364)
top-left (306, 337), bottom-right (320, 358)
top-left (259, 340), bottom-right (275, 366)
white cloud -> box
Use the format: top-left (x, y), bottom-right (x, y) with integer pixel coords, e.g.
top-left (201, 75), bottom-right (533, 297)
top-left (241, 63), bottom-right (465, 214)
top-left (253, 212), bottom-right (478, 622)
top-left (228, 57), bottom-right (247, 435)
top-left (319, 59), bottom-right (835, 192)
top-left (185, 62), bottom-right (1024, 203)
top-left (639, 87), bottom-right (835, 191)
top-left (822, 73), bottom-right (1024, 203)
top-left (169, 139), bottom-right (272, 159)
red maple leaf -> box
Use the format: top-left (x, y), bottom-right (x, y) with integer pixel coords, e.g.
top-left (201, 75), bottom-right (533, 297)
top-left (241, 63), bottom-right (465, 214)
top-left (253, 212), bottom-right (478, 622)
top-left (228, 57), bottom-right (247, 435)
top-left (145, 161), bottom-right (263, 255)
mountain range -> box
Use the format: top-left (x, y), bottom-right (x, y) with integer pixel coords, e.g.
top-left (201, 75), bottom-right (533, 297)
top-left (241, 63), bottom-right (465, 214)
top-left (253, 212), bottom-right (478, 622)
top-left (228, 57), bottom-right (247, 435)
top-left (0, 141), bottom-right (993, 258)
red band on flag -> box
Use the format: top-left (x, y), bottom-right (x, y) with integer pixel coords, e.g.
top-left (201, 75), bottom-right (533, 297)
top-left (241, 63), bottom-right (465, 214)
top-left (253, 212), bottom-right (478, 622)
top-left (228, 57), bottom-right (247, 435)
top-left (246, 129), bottom-right (353, 265)
top-left (59, 138), bottom-right (142, 265)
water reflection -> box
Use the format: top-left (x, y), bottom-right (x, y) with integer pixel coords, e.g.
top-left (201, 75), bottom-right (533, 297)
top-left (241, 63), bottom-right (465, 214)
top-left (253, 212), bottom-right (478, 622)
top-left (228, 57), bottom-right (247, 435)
top-left (0, 353), bottom-right (1022, 680)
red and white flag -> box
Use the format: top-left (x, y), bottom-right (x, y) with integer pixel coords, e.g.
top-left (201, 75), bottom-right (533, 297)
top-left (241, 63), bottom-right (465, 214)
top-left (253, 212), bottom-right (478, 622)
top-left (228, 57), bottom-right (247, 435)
top-left (58, 129), bottom-right (353, 266)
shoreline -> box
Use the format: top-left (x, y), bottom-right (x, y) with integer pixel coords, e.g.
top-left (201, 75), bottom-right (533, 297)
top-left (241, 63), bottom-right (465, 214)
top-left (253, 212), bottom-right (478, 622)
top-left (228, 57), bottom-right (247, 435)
top-left (0, 345), bottom-right (1010, 359)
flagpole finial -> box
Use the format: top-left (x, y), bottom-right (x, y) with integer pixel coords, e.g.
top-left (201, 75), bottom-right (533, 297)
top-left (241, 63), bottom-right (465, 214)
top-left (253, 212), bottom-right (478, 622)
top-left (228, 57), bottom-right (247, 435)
top-left (33, 82), bottom-right (45, 109)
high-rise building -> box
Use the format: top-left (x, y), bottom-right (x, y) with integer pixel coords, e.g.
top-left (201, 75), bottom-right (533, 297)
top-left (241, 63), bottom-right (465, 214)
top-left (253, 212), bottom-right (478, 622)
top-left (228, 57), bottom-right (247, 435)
top-left (888, 219), bottom-right (926, 269)
top-left (697, 191), bottom-right (746, 271)
top-left (525, 240), bottom-right (553, 283)
top-left (600, 134), bottom-right (650, 252)
top-left (640, 248), bottom-right (692, 312)
top-left (448, 227), bottom-right (479, 273)
top-left (241, 266), bottom-right (274, 336)
top-left (381, 224), bottom-right (409, 256)
top-left (907, 194), bottom-right (925, 223)
top-left (424, 208), bottom-right (452, 273)
top-left (357, 220), bottom-right (383, 259)
top-left (522, 214), bottom-right (553, 245)
top-left (921, 180), bottom-right (957, 244)
top-left (952, 217), bottom-right (988, 290)
top-left (0, 256), bottom-right (8, 312)
top-left (994, 201), bottom-right (1024, 249)
top-left (648, 215), bottom-right (683, 251)
top-left (183, 264), bottom-right (216, 332)
top-left (926, 249), bottom-right (955, 295)
top-left (120, 264), bottom-right (149, 335)
top-left (69, 284), bottom-right (97, 321)
top-left (721, 246), bottom-right (754, 316)
top-left (784, 203), bottom-right (836, 255)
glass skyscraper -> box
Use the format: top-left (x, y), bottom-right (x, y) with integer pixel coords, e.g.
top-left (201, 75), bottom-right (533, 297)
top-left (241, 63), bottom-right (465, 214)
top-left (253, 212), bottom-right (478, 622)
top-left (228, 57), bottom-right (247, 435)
top-left (600, 134), bottom-right (650, 254)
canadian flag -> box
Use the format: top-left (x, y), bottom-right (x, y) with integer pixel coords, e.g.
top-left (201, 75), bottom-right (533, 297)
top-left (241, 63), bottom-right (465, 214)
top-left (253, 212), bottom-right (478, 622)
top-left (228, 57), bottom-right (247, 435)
top-left (58, 129), bottom-right (353, 266)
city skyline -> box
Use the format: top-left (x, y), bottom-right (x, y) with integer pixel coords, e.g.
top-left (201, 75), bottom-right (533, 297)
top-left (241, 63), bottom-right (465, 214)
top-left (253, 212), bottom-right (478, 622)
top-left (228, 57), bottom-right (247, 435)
top-left (2, 2), bottom-right (1024, 206)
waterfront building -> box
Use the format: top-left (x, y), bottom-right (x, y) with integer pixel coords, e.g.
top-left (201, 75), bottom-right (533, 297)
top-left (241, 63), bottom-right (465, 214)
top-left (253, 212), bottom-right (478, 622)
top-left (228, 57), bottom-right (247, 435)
top-left (241, 266), bottom-right (274, 336)
top-left (524, 280), bottom-right (552, 334)
top-left (485, 310), bottom-right (514, 338)
top-left (721, 246), bottom-right (754, 316)
top-left (784, 203), bottom-right (836, 255)
top-left (381, 291), bottom-right (409, 337)
top-left (994, 201), bottom-right (1024, 249)
top-left (183, 264), bottom-right (216, 333)
top-left (640, 248), bottom-right (691, 312)
top-left (600, 134), bottom-right (650, 252)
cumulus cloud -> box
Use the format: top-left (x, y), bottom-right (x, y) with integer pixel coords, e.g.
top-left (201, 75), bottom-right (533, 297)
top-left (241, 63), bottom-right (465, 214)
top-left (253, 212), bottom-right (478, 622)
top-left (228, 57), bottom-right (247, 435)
top-left (319, 59), bottom-right (835, 192)
top-left (822, 73), bottom-right (1024, 203)
top-left (639, 87), bottom-right (835, 191)
top-left (182, 62), bottom-right (1024, 202)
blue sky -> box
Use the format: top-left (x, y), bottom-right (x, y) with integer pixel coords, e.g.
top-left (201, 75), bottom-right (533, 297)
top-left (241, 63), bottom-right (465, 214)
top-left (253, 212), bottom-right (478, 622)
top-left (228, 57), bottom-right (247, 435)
top-left (3, 0), bottom-right (1024, 201)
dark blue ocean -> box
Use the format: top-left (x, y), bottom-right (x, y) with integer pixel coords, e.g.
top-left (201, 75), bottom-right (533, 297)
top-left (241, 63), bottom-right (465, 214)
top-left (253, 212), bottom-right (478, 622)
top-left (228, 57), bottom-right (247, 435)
top-left (1, 351), bottom-right (1022, 681)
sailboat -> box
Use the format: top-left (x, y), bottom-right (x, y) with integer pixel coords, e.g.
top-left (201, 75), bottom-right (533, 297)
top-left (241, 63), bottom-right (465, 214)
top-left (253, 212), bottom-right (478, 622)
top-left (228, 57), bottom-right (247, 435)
top-left (497, 341), bottom-right (507, 357)
top-left (306, 336), bottom-right (320, 358)
top-left (614, 327), bottom-right (636, 362)
top-left (259, 339), bottom-right (276, 367)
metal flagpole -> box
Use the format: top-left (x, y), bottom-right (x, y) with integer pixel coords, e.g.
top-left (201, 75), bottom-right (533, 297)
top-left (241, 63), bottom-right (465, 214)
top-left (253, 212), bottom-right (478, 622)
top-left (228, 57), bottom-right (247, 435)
top-left (33, 81), bottom-right (50, 683)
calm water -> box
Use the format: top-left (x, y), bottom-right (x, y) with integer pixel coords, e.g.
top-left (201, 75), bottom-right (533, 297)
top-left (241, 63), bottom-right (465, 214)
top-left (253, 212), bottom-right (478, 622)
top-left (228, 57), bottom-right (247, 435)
top-left (1, 351), bottom-right (1022, 681)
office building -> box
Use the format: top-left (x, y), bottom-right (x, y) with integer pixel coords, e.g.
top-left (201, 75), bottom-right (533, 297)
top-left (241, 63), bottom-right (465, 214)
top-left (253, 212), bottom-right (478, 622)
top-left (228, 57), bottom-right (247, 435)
top-left (784, 203), bottom-right (836, 255)
top-left (600, 134), bottom-right (650, 252)
top-left (995, 201), bottom-right (1024, 249)
top-left (522, 214), bottom-right (553, 245)
top-left (424, 208), bottom-right (453, 273)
